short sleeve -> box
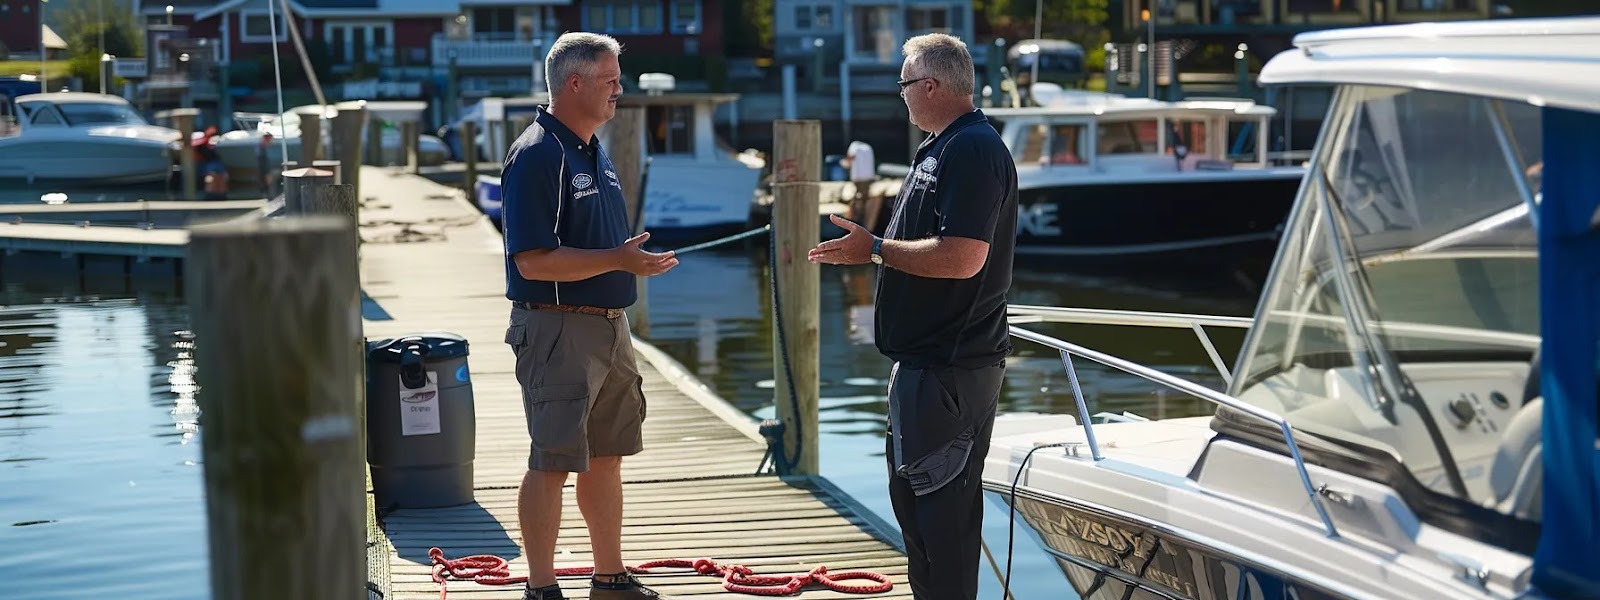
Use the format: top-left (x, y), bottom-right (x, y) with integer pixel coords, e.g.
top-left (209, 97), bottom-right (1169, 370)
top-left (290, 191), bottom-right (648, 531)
top-left (936, 137), bottom-right (1008, 243)
top-left (503, 143), bottom-right (562, 255)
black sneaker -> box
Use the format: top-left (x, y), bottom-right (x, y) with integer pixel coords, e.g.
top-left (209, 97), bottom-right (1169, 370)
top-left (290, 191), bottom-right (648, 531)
top-left (590, 573), bottom-right (678, 600)
top-left (524, 583), bottom-right (566, 600)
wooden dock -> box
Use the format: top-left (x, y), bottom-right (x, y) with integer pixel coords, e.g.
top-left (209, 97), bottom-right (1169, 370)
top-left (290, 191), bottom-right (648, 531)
top-left (356, 166), bottom-right (910, 599)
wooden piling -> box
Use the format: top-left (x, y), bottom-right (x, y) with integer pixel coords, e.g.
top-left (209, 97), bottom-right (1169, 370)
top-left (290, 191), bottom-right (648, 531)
top-left (460, 120), bottom-right (478, 195)
top-left (282, 168), bottom-right (335, 215)
top-left (294, 106), bottom-right (324, 167)
top-left (402, 121), bottom-right (420, 174)
top-left (330, 101), bottom-right (367, 204)
top-left (367, 118), bottom-right (385, 166)
top-left (601, 106), bottom-right (649, 335)
top-left (770, 120), bottom-right (821, 475)
top-left (185, 215), bottom-right (363, 600)
top-left (308, 183), bottom-right (357, 221)
top-left (771, 181), bottom-right (820, 476)
top-left (772, 120), bottom-right (822, 184)
top-left (171, 108), bottom-right (200, 200)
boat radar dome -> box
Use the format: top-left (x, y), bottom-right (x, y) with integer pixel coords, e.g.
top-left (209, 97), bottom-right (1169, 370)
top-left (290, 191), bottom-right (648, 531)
top-left (637, 73), bottom-right (676, 96)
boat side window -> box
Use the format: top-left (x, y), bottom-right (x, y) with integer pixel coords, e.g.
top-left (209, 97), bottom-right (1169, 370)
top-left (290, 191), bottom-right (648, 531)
top-left (1231, 86), bottom-right (1543, 510)
top-left (1167, 119), bottom-right (1209, 158)
top-left (1048, 125), bottom-right (1085, 165)
top-left (645, 105), bottom-right (693, 155)
top-left (28, 105), bottom-right (64, 128)
top-left (1016, 123), bottom-right (1049, 165)
top-left (1098, 119), bottom-right (1156, 154)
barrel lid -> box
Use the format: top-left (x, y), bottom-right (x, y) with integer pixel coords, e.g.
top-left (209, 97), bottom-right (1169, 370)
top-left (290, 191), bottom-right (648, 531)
top-left (367, 332), bottom-right (469, 362)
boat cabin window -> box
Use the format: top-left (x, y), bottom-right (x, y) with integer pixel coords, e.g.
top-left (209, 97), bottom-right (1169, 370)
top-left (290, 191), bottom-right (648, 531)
top-left (1048, 124), bottom-right (1086, 165)
top-left (56, 102), bottom-right (144, 127)
top-left (1098, 119), bottom-right (1157, 155)
top-left (1014, 122), bottom-right (1089, 166)
top-left (645, 105), bottom-right (693, 155)
top-left (1167, 119), bottom-right (1210, 158)
top-left (1015, 123), bottom-right (1049, 164)
top-left (25, 104), bottom-right (64, 127)
top-left (1231, 86), bottom-right (1543, 516)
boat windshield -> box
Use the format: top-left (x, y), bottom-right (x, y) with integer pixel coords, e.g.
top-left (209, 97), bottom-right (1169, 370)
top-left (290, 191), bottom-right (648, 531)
top-left (1230, 86), bottom-right (1542, 515)
top-left (56, 101), bottom-right (146, 127)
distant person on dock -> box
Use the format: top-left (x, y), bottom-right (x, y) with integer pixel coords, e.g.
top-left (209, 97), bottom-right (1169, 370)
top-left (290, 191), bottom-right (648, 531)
top-left (808, 32), bottom-right (1018, 600)
top-left (500, 32), bottom-right (680, 600)
top-left (842, 139), bottom-right (882, 233)
top-left (195, 126), bottom-right (229, 200)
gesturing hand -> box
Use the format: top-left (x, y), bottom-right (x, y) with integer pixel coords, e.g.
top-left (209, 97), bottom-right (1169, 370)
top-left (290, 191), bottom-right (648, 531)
top-left (616, 232), bottom-right (679, 276)
top-left (807, 215), bottom-right (873, 265)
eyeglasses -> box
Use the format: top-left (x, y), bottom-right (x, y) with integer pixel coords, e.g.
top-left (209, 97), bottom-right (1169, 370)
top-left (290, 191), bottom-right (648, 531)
top-left (897, 77), bottom-right (934, 92)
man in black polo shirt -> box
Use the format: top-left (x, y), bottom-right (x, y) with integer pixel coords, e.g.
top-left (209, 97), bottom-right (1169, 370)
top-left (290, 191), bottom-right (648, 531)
top-left (808, 33), bottom-right (1018, 599)
top-left (501, 32), bottom-right (680, 600)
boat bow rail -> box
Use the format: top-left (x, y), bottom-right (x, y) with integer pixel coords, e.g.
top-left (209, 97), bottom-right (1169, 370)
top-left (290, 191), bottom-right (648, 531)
top-left (1003, 305), bottom-right (1340, 539)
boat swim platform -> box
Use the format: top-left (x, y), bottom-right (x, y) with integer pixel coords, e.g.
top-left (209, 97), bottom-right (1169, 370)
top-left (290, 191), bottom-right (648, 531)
top-left (356, 167), bottom-right (911, 599)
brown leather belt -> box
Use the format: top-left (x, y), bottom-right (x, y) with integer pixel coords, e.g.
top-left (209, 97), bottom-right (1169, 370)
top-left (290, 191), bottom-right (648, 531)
top-left (516, 301), bottom-right (623, 319)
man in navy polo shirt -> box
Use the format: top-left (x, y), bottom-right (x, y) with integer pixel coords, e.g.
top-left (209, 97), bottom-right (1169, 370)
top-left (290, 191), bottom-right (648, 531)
top-left (500, 32), bottom-right (679, 600)
top-left (808, 33), bottom-right (1018, 600)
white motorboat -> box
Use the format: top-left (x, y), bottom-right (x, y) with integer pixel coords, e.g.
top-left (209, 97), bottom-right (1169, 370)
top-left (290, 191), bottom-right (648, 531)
top-left (985, 88), bottom-right (1307, 258)
top-left (213, 106), bottom-right (450, 183)
top-left (985, 17), bottom-right (1599, 599)
top-left (0, 93), bottom-right (178, 185)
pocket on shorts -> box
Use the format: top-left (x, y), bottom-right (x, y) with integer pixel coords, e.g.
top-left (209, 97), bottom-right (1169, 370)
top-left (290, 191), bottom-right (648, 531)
top-left (528, 382), bottom-right (589, 454)
top-left (504, 323), bottom-right (527, 353)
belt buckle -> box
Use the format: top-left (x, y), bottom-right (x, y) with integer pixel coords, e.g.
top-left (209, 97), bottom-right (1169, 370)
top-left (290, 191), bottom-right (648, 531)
top-left (605, 308), bottom-right (623, 319)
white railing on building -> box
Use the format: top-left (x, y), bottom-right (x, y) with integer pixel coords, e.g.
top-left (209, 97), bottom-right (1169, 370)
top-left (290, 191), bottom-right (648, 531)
top-left (431, 37), bottom-right (544, 68)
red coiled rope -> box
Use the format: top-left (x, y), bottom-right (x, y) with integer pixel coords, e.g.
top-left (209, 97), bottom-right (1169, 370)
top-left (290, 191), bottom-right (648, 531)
top-left (428, 547), bottom-right (893, 598)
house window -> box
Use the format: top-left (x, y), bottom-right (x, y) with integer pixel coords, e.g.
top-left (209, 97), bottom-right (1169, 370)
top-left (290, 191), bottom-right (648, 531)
top-left (241, 12), bottom-right (288, 42)
top-left (852, 6), bottom-right (893, 59)
top-left (670, 0), bottom-right (700, 34)
top-left (471, 7), bottom-right (517, 40)
top-left (906, 8), bottom-right (948, 32)
top-left (1284, 0), bottom-right (1358, 12)
top-left (584, 1), bottom-right (665, 35)
top-left (794, 5), bottom-right (834, 30)
top-left (1398, 0), bottom-right (1473, 10)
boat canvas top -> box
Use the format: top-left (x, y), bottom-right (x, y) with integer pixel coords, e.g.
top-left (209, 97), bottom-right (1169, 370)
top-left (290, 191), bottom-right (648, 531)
top-left (1259, 16), bottom-right (1600, 113)
top-left (14, 92), bottom-right (138, 106)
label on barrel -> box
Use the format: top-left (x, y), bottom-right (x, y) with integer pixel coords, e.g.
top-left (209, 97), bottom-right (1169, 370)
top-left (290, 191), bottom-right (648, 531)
top-left (399, 371), bottom-right (441, 436)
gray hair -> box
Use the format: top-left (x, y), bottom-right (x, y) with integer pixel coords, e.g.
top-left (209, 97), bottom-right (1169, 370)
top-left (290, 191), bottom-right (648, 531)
top-left (545, 32), bottom-right (624, 97)
top-left (901, 33), bottom-right (974, 97)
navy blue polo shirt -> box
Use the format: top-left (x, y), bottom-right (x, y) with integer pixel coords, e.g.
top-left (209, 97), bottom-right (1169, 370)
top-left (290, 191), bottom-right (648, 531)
top-left (502, 106), bottom-right (636, 309)
top-left (875, 109), bottom-right (1018, 369)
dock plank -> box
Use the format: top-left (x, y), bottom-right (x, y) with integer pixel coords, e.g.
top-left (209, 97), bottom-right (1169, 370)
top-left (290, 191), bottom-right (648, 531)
top-left (357, 167), bottom-right (905, 599)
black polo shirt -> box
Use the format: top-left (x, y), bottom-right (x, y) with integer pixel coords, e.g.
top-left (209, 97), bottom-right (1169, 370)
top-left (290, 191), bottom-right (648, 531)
top-left (875, 109), bottom-right (1018, 369)
top-left (502, 106), bottom-right (635, 309)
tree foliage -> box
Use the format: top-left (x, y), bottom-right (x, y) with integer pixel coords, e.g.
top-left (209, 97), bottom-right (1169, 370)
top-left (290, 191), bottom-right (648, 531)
top-left (60, 0), bottom-right (144, 91)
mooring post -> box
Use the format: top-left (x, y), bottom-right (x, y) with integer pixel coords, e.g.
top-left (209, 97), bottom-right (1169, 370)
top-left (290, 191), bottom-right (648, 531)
top-left (186, 215), bottom-right (363, 600)
top-left (600, 106), bottom-right (649, 335)
top-left (770, 120), bottom-right (822, 475)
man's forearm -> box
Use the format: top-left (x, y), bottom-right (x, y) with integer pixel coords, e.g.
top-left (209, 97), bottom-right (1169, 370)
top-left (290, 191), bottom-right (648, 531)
top-left (880, 237), bottom-right (979, 279)
top-left (514, 246), bottom-right (620, 282)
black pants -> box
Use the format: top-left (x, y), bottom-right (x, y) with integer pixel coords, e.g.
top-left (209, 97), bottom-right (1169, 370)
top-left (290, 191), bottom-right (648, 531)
top-left (885, 362), bottom-right (1002, 600)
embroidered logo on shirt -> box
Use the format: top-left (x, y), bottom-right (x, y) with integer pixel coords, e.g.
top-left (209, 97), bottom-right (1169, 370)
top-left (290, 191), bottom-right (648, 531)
top-left (573, 173), bottom-right (594, 189)
top-left (604, 170), bottom-right (622, 188)
top-left (910, 156), bottom-right (939, 191)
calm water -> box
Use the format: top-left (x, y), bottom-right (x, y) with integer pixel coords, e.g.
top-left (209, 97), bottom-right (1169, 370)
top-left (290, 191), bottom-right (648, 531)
top-left (0, 246), bottom-right (1268, 599)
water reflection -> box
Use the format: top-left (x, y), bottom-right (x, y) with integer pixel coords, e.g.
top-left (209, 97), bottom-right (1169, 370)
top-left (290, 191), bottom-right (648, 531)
top-left (0, 283), bottom-right (207, 599)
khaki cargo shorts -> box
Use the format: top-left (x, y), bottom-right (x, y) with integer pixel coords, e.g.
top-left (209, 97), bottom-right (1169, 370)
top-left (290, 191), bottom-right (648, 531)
top-left (505, 304), bottom-right (646, 473)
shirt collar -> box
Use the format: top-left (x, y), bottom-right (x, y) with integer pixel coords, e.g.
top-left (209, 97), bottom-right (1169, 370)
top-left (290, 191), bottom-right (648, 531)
top-left (935, 109), bottom-right (987, 140)
top-left (535, 106), bottom-right (601, 151)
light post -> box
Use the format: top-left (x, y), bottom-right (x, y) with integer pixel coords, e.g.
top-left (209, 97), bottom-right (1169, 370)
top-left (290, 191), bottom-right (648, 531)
top-left (166, 4), bottom-right (174, 26)
top-left (1141, 8), bottom-right (1155, 99)
top-left (1031, 0), bottom-right (1042, 88)
top-left (38, 0), bottom-right (47, 87)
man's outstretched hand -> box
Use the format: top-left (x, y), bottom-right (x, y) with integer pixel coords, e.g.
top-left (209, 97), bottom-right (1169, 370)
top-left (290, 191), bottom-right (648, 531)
top-left (616, 232), bottom-right (678, 276)
top-left (807, 215), bottom-right (874, 265)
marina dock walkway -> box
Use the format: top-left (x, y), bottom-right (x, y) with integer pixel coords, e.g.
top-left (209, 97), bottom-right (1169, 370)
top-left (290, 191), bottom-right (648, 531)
top-left (356, 166), bottom-right (910, 599)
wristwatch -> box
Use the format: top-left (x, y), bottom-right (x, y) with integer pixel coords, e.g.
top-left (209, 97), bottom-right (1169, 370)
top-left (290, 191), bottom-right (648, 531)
top-left (870, 236), bottom-right (884, 265)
